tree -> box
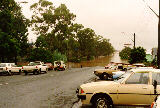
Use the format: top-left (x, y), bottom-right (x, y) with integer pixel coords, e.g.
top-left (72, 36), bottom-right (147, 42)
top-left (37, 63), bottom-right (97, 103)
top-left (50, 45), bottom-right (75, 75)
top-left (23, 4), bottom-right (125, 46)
top-left (0, 0), bottom-right (29, 64)
top-left (119, 47), bottom-right (132, 60)
top-left (30, 0), bottom-right (114, 62)
top-left (77, 28), bottom-right (96, 60)
top-left (30, 1), bottom-right (76, 53)
top-left (129, 47), bottom-right (146, 64)
top-left (26, 48), bottom-right (53, 63)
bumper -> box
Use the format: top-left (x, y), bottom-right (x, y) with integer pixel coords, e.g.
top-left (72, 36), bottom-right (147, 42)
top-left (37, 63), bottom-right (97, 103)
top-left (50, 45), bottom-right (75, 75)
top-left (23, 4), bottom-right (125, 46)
top-left (77, 95), bottom-right (86, 100)
top-left (94, 71), bottom-right (100, 76)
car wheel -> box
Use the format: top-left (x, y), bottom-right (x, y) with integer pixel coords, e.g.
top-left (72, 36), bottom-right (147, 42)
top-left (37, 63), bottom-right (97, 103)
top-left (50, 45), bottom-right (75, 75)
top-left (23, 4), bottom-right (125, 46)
top-left (45, 68), bottom-right (47, 73)
top-left (39, 69), bottom-right (41, 74)
top-left (102, 73), bottom-right (109, 80)
top-left (19, 70), bottom-right (21, 75)
top-left (37, 70), bottom-right (40, 75)
top-left (92, 96), bottom-right (112, 108)
top-left (8, 70), bottom-right (12, 76)
top-left (99, 74), bottom-right (104, 80)
top-left (24, 71), bottom-right (28, 75)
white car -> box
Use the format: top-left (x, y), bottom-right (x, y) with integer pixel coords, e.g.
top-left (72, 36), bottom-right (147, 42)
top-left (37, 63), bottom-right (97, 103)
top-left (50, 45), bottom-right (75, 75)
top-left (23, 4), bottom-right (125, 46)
top-left (22, 61), bottom-right (47, 75)
top-left (54, 61), bottom-right (66, 71)
top-left (33, 61), bottom-right (48, 73)
top-left (0, 63), bottom-right (22, 75)
top-left (10, 64), bottom-right (22, 74)
top-left (77, 69), bottom-right (160, 107)
top-left (0, 63), bottom-right (12, 75)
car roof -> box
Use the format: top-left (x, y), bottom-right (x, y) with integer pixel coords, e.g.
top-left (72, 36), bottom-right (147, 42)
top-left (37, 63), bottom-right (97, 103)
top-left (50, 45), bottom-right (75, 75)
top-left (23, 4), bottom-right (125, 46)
top-left (131, 68), bottom-right (160, 73)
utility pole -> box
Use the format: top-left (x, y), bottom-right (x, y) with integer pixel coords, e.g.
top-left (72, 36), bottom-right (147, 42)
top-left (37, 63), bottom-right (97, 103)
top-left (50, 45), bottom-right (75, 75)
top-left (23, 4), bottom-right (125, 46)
top-left (157, 0), bottom-right (160, 68)
top-left (134, 33), bottom-right (136, 48)
top-left (142, 0), bottom-right (159, 68)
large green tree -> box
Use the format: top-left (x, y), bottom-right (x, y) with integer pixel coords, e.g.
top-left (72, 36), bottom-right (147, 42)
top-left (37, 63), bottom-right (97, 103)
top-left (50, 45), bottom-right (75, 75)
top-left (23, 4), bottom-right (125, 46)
top-left (129, 47), bottom-right (146, 64)
top-left (0, 0), bottom-right (29, 63)
top-left (77, 28), bottom-right (96, 60)
top-left (119, 47), bottom-right (132, 60)
top-left (30, 0), bottom-right (114, 62)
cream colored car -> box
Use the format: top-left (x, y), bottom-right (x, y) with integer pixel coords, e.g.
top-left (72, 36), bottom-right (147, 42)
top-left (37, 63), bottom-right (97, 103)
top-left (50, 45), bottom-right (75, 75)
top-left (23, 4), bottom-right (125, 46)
top-left (77, 69), bottom-right (160, 107)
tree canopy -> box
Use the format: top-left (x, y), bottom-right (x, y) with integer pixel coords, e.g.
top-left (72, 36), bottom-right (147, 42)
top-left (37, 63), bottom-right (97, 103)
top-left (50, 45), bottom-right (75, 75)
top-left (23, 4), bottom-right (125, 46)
top-left (119, 47), bottom-right (132, 60)
top-left (0, 0), bottom-right (114, 63)
top-left (0, 0), bottom-right (29, 64)
top-left (129, 47), bottom-right (146, 64)
top-left (30, 0), bottom-right (114, 62)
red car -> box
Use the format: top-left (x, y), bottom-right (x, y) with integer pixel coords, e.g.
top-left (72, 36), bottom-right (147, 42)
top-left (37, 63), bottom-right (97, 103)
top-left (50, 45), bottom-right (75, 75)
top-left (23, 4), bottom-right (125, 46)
top-left (45, 63), bottom-right (54, 70)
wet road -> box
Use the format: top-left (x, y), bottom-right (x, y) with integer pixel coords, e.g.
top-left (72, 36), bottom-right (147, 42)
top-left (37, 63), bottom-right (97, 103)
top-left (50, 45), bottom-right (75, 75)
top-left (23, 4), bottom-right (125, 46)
top-left (0, 67), bottom-right (96, 108)
top-left (0, 67), bottom-right (150, 108)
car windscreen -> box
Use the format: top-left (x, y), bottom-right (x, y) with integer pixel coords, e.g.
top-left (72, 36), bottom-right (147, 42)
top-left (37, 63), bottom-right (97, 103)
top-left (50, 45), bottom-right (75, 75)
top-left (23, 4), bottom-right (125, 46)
top-left (115, 72), bottom-right (131, 83)
top-left (28, 63), bottom-right (35, 66)
top-left (34, 63), bottom-right (41, 65)
top-left (11, 64), bottom-right (16, 67)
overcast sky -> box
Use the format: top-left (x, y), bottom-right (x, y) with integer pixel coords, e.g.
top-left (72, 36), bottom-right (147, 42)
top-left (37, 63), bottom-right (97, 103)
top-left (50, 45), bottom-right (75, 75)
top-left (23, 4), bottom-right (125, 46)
top-left (16, 0), bottom-right (158, 50)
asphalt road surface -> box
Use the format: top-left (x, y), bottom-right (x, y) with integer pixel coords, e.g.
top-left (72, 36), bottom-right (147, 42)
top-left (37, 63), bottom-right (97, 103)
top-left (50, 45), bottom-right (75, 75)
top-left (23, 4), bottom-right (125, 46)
top-left (0, 67), bottom-right (150, 108)
top-left (0, 67), bottom-right (97, 108)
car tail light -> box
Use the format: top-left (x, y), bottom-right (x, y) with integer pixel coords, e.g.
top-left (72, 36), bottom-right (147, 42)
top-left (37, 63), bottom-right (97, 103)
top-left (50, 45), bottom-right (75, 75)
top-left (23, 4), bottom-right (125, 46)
top-left (81, 89), bottom-right (85, 94)
top-left (151, 102), bottom-right (155, 108)
top-left (22, 66), bottom-right (23, 69)
top-left (36, 66), bottom-right (38, 68)
top-left (6, 67), bottom-right (8, 70)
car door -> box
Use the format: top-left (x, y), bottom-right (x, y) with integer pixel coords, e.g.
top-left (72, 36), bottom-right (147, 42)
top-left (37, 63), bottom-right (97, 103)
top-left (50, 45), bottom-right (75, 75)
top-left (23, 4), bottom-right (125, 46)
top-left (117, 72), bottom-right (152, 105)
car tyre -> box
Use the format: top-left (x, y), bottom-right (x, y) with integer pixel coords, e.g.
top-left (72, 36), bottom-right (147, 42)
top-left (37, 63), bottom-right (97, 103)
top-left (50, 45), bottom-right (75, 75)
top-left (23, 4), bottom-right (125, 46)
top-left (99, 74), bottom-right (104, 80)
top-left (92, 95), bottom-right (112, 108)
top-left (39, 69), bottom-right (41, 74)
top-left (8, 70), bottom-right (12, 76)
top-left (24, 71), bottom-right (28, 75)
top-left (19, 70), bottom-right (21, 75)
top-left (37, 70), bottom-right (40, 75)
top-left (102, 73), bottom-right (109, 80)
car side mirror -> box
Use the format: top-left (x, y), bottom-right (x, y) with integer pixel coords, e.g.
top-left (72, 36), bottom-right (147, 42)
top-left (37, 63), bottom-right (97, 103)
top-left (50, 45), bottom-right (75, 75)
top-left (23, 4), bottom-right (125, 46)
top-left (153, 80), bottom-right (157, 94)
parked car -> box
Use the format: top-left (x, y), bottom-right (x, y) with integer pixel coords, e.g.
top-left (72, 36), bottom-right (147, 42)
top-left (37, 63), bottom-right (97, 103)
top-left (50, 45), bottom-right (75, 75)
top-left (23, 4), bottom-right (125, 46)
top-left (54, 61), bottom-right (66, 71)
top-left (105, 62), bottom-right (116, 69)
top-left (94, 69), bottom-right (118, 80)
top-left (10, 64), bottom-right (22, 74)
top-left (132, 63), bottom-right (145, 67)
top-left (22, 62), bottom-right (39, 75)
top-left (77, 68), bottom-right (160, 107)
top-left (0, 63), bottom-right (13, 75)
top-left (45, 63), bottom-right (54, 70)
top-left (34, 61), bottom-right (48, 73)
top-left (22, 61), bottom-right (47, 75)
top-left (0, 63), bottom-right (22, 75)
